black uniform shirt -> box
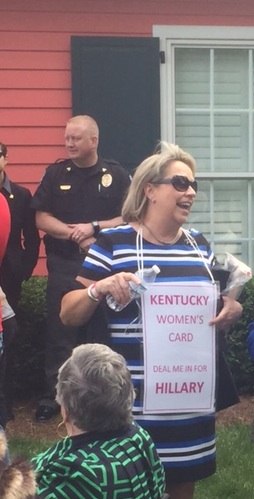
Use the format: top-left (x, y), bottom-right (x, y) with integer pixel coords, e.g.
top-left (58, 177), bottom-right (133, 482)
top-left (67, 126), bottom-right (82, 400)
top-left (32, 157), bottom-right (131, 224)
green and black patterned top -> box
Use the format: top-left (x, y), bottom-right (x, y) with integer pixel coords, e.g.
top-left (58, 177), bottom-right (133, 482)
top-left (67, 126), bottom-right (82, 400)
top-left (32, 423), bottom-right (165, 498)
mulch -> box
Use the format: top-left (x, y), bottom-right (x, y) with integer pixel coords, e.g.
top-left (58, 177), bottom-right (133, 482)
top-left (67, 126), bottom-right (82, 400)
top-left (216, 394), bottom-right (254, 428)
top-left (6, 399), bottom-right (62, 441)
top-left (5, 395), bottom-right (254, 441)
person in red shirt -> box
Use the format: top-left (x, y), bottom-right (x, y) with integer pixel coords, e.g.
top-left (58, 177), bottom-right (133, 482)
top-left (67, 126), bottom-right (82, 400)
top-left (0, 193), bottom-right (10, 267)
top-left (0, 192), bottom-right (10, 354)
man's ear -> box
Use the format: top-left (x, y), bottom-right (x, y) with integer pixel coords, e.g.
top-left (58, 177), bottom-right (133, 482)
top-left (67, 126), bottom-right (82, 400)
top-left (91, 135), bottom-right (98, 148)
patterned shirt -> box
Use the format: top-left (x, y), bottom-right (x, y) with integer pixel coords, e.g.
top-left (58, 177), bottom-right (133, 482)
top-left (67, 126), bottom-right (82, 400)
top-left (32, 423), bottom-right (165, 498)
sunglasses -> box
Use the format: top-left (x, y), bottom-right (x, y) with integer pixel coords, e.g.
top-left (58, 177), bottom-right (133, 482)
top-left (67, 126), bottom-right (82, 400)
top-left (152, 175), bottom-right (198, 193)
top-left (0, 152), bottom-right (5, 158)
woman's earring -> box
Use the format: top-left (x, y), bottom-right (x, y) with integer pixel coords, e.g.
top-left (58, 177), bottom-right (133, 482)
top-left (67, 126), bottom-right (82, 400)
top-left (57, 420), bottom-right (66, 439)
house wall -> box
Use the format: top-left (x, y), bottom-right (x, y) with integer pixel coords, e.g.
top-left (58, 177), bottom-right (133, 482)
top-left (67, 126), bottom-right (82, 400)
top-left (1, 0), bottom-right (254, 274)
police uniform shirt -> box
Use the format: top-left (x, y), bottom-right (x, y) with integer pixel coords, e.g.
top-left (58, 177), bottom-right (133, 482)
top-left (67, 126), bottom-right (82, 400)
top-left (31, 157), bottom-right (131, 224)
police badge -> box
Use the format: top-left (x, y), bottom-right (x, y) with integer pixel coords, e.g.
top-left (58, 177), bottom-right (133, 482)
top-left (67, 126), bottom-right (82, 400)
top-left (101, 173), bottom-right (112, 187)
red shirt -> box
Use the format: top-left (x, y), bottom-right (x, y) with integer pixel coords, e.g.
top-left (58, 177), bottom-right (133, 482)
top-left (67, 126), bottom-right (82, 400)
top-left (0, 193), bottom-right (10, 330)
top-left (0, 193), bottom-right (10, 264)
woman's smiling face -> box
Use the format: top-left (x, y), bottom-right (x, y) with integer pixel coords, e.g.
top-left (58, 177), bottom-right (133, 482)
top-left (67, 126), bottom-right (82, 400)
top-left (147, 160), bottom-right (197, 226)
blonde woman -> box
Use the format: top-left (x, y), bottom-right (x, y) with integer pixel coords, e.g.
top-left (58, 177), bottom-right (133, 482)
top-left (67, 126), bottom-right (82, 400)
top-left (61, 143), bottom-right (242, 499)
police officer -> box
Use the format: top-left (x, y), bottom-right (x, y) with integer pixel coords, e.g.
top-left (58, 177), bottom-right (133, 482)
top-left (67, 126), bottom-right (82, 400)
top-left (32, 115), bottom-right (131, 421)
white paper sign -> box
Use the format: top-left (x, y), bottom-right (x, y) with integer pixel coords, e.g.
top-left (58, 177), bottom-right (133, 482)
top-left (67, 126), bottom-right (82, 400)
top-left (142, 282), bottom-right (217, 413)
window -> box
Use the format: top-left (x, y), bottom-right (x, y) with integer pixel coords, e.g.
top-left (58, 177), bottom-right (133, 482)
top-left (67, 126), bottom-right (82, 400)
top-left (153, 26), bottom-right (254, 267)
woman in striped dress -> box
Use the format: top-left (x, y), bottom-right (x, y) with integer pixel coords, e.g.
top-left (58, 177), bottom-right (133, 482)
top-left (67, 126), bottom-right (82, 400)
top-left (61, 143), bottom-right (242, 499)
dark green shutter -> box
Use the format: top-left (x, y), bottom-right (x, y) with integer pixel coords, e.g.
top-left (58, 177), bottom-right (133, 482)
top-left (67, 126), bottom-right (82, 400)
top-left (71, 36), bottom-right (160, 172)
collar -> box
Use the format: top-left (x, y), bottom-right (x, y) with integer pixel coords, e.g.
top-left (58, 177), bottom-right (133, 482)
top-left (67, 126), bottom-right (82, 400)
top-left (0, 173), bottom-right (12, 195)
top-left (67, 157), bottom-right (109, 175)
top-left (68, 424), bottom-right (134, 450)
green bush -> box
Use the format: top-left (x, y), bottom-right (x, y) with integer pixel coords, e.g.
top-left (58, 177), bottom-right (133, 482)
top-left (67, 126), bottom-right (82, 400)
top-left (225, 278), bottom-right (254, 394)
top-left (11, 276), bottom-right (254, 397)
top-left (12, 276), bottom-right (47, 398)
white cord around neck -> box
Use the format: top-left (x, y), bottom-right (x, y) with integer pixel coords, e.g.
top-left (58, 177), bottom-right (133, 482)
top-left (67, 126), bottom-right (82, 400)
top-left (136, 226), bottom-right (214, 284)
top-left (182, 229), bottom-right (215, 283)
top-left (136, 227), bottom-right (144, 276)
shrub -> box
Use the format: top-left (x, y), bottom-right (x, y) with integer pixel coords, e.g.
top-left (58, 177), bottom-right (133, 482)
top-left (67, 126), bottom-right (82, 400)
top-left (225, 278), bottom-right (254, 394)
top-left (12, 276), bottom-right (47, 398)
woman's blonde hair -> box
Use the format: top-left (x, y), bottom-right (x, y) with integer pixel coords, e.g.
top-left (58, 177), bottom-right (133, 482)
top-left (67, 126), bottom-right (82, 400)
top-left (122, 142), bottom-right (196, 222)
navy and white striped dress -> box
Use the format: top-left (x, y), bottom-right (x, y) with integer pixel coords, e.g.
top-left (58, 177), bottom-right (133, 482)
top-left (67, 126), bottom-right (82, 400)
top-left (79, 224), bottom-right (216, 483)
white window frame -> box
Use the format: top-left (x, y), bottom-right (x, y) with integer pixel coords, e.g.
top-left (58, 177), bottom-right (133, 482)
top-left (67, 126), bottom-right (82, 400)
top-left (153, 26), bottom-right (254, 266)
top-left (153, 26), bottom-right (254, 145)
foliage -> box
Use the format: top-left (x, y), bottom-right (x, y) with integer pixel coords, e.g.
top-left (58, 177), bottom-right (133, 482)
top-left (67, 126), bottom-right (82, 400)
top-left (225, 278), bottom-right (254, 394)
top-left (18, 276), bottom-right (47, 320)
top-left (12, 276), bottom-right (47, 398)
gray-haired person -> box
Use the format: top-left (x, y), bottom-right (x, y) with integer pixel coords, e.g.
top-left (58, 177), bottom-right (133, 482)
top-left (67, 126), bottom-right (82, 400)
top-left (32, 343), bottom-right (166, 498)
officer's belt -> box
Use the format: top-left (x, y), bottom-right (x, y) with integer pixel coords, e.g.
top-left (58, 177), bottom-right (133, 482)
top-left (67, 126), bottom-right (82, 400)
top-left (43, 236), bottom-right (86, 258)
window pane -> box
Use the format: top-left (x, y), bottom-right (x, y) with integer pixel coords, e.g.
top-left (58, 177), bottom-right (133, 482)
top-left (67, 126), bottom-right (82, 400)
top-left (175, 48), bottom-right (210, 109)
top-left (214, 49), bottom-right (249, 109)
top-left (175, 114), bottom-right (210, 172)
top-left (213, 180), bottom-right (246, 259)
top-left (186, 180), bottom-right (248, 262)
top-left (214, 113), bottom-right (249, 171)
top-left (253, 60), bottom-right (254, 103)
top-left (213, 179), bottom-right (248, 237)
top-left (186, 182), bottom-right (210, 238)
top-left (175, 46), bottom-right (253, 173)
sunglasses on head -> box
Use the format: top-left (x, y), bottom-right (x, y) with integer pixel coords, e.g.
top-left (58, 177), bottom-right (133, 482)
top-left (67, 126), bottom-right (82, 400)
top-left (152, 175), bottom-right (198, 193)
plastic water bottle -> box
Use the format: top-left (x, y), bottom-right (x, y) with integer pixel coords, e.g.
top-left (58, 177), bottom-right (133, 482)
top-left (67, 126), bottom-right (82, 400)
top-left (141, 264), bottom-right (161, 283)
top-left (106, 265), bottom-right (160, 312)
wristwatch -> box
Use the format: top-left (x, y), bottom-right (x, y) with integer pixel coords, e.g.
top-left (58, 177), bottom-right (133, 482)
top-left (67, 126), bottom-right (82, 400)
top-left (91, 220), bottom-right (100, 237)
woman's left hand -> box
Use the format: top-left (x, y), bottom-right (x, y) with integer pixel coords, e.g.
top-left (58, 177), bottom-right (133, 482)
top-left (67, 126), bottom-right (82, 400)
top-left (209, 295), bottom-right (243, 331)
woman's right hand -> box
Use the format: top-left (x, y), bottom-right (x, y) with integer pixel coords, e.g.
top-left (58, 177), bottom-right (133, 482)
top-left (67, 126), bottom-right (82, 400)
top-left (60, 272), bottom-right (141, 327)
top-left (95, 272), bottom-right (141, 307)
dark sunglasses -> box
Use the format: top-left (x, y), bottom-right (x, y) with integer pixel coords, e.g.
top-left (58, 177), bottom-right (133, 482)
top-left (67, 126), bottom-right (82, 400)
top-left (152, 175), bottom-right (198, 193)
top-left (0, 152), bottom-right (5, 158)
